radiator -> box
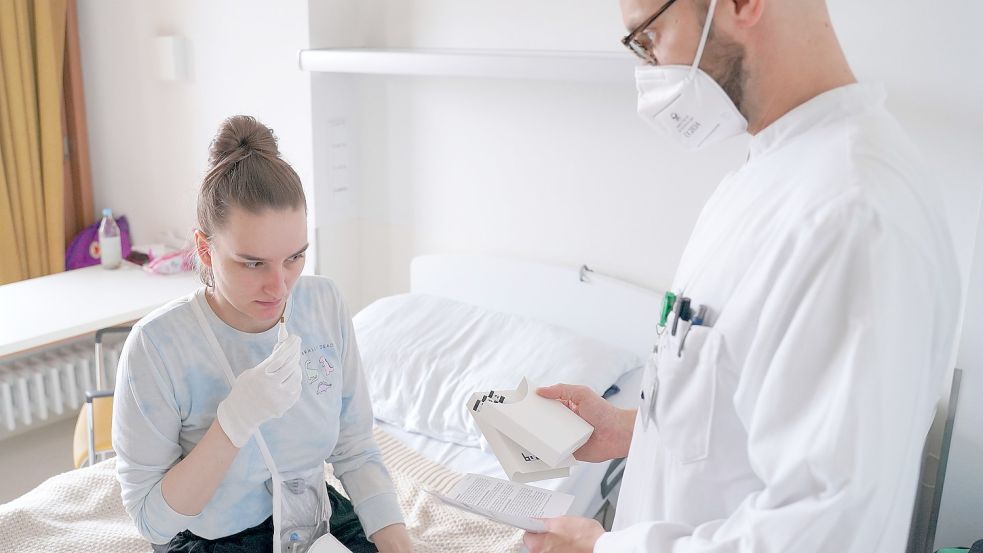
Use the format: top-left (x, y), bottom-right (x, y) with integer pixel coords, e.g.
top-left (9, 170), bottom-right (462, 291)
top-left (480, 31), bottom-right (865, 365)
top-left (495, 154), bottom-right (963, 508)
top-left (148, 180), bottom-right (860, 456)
top-left (0, 338), bottom-right (123, 439)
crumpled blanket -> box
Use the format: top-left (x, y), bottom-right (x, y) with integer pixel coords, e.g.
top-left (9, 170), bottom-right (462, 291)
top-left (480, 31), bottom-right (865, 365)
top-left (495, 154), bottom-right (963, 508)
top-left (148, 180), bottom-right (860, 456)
top-left (0, 456), bottom-right (150, 553)
top-left (0, 427), bottom-right (523, 553)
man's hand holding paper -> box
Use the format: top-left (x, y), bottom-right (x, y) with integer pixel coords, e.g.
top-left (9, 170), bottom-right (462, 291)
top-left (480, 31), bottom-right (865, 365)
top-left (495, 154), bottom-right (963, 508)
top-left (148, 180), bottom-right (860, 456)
top-left (431, 474), bottom-right (575, 533)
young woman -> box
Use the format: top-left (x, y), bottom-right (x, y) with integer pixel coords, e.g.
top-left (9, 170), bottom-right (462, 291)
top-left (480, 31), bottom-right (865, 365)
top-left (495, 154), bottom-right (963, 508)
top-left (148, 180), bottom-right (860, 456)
top-left (113, 115), bottom-right (412, 553)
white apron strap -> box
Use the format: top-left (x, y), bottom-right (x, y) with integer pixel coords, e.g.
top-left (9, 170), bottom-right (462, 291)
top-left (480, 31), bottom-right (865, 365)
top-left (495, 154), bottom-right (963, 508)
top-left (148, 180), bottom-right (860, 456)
top-left (189, 291), bottom-right (284, 553)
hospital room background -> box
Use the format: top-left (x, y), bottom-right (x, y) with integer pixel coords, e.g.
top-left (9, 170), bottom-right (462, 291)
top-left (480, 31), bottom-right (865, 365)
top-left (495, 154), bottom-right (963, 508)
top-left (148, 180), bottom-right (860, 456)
top-left (0, 0), bottom-right (981, 550)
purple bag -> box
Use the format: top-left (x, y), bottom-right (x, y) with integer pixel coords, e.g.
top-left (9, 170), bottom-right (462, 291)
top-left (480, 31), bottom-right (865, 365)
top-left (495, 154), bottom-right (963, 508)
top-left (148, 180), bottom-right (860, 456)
top-left (65, 215), bottom-right (132, 270)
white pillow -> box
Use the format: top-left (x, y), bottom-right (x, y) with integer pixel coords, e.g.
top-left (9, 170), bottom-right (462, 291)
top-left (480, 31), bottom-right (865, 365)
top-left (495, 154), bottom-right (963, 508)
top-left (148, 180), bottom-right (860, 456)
top-left (353, 293), bottom-right (642, 447)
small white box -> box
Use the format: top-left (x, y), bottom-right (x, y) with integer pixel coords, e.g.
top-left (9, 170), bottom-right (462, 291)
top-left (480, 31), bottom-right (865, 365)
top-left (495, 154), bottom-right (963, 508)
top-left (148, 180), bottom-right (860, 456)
top-left (468, 378), bottom-right (593, 478)
top-left (469, 388), bottom-right (573, 483)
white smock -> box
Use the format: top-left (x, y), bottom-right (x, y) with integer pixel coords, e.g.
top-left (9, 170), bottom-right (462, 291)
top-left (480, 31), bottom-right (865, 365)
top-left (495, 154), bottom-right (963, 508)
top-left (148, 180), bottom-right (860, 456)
top-left (595, 83), bottom-right (961, 552)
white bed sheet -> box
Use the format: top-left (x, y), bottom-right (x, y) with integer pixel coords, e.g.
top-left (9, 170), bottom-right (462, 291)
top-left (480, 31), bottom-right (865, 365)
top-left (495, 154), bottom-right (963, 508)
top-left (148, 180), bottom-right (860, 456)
top-left (377, 366), bottom-right (643, 518)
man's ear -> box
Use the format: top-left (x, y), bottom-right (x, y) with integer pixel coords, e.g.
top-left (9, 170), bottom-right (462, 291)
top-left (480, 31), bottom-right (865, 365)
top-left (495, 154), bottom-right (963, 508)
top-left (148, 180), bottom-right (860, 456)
top-left (194, 230), bottom-right (213, 268)
top-left (727, 0), bottom-right (765, 28)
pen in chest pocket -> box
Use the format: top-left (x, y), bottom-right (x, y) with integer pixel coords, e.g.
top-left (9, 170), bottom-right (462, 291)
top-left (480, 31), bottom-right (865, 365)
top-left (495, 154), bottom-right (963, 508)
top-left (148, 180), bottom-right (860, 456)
top-left (671, 297), bottom-right (691, 337)
top-left (678, 303), bottom-right (709, 357)
top-left (655, 291), bottom-right (713, 356)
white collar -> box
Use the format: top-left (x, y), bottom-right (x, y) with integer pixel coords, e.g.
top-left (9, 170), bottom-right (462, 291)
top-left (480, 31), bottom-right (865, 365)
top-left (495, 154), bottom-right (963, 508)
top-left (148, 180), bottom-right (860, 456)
top-left (748, 82), bottom-right (886, 159)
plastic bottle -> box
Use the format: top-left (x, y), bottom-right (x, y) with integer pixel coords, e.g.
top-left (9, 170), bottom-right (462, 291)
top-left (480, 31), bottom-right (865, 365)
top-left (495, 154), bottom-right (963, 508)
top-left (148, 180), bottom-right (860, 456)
top-left (98, 208), bottom-right (122, 269)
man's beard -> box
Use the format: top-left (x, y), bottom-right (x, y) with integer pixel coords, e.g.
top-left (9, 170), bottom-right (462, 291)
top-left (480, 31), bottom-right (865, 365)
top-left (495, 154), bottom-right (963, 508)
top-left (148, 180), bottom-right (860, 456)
top-left (703, 29), bottom-right (748, 116)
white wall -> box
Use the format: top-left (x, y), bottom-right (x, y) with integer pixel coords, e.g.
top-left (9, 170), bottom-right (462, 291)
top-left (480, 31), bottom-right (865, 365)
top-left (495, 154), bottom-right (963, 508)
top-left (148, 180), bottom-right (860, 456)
top-left (309, 0), bottom-right (747, 308)
top-left (310, 0), bottom-right (983, 305)
top-left (347, 75), bottom-right (743, 303)
top-left (307, 0), bottom-right (983, 546)
top-left (77, 0), bottom-right (315, 265)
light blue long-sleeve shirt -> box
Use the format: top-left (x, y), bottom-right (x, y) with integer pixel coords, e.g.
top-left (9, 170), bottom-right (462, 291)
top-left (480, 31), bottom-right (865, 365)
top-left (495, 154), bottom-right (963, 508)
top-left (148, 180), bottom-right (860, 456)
top-left (112, 276), bottom-right (403, 544)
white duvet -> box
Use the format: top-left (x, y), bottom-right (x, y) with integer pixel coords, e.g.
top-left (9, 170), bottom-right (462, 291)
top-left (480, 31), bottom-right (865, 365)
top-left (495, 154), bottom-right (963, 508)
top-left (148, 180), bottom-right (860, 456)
top-left (354, 293), bottom-right (641, 448)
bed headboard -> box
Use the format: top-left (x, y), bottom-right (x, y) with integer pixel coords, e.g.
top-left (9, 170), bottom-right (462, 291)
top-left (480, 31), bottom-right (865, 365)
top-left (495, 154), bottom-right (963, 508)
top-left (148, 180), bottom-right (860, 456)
top-left (410, 254), bottom-right (663, 358)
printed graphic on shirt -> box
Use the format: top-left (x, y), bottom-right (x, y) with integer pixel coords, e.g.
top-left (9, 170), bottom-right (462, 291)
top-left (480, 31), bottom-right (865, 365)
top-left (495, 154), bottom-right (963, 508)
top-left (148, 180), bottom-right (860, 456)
top-left (319, 354), bottom-right (336, 377)
top-left (304, 360), bottom-right (319, 384)
top-left (302, 343), bottom-right (339, 395)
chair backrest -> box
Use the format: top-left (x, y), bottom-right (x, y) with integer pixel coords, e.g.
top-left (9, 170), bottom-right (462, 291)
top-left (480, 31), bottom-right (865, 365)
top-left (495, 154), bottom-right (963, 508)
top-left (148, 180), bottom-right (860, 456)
top-left (72, 326), bottom-right (131, 468)
top-left (94, 326), bottom-right (132, 389)
top-left (72, 395), bottom-right (114, 468)
top-left (906, 368), bottom-right (963, 553)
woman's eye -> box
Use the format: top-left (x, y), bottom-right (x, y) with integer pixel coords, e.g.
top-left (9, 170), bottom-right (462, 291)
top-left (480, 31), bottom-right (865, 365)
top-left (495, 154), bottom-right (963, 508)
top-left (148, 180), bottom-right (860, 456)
top-left (244, 261), bottom-right (262, 269)
top-left (288, 253), bottom-right (306, 263)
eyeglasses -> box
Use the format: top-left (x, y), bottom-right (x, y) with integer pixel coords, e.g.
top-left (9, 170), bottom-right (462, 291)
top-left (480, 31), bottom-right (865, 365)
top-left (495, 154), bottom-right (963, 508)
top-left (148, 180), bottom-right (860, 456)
top-left (620, 0), bottom-right (680, 64)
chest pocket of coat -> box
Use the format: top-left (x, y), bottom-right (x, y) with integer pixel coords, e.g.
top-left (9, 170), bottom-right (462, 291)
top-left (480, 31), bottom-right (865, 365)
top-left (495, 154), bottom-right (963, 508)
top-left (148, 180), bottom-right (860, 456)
top-left (654, 324), bottom-right (721, 464)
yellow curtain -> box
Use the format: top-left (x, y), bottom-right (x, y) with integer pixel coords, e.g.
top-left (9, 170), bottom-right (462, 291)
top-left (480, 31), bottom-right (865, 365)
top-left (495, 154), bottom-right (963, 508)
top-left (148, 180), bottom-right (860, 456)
top-left (0, 0), bottom-right (68, 285)
top-left (62, 0), bottom-right (94, 247)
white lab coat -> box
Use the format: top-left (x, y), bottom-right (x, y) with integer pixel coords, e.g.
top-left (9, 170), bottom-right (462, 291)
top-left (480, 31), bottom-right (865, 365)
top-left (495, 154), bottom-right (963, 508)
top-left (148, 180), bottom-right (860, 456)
top-left (595, 84), bottom-right (960, 553)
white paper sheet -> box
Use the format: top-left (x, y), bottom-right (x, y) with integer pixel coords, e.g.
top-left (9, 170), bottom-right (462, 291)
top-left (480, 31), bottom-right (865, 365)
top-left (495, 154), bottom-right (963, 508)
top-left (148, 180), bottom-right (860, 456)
top-left (431, 473), bottom-right (575, 533)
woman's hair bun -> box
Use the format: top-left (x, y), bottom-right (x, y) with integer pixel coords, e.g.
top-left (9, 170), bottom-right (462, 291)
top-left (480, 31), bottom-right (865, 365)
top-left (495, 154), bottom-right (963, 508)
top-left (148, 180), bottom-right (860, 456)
top-left (208, 115), bottom-right (280, 168)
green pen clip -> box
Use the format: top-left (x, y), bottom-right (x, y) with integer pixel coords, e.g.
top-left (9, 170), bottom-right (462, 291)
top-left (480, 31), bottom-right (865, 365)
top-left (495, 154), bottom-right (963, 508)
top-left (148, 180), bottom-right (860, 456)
top-left (659, 292), bottom-right (677, 328)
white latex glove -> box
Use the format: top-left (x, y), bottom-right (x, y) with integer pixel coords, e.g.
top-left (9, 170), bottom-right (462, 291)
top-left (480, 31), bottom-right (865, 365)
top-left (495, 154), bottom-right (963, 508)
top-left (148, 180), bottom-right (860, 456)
top-left (217, 334), bottom-right (302, 447)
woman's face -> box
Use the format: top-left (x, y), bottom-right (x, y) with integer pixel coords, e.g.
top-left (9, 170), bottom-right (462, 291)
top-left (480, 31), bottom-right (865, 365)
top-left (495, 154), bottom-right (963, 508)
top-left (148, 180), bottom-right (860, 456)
top-left (198, 206), bottom-right (308, 332)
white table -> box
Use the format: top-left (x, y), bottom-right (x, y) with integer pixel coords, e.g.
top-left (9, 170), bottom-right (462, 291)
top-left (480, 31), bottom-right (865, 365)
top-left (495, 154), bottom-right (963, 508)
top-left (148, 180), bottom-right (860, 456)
top-left (0, 264), bottom-right (201, 358)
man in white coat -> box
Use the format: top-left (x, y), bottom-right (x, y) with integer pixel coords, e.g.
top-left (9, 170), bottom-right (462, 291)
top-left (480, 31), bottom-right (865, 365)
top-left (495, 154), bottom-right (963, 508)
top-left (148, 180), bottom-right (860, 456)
top-left (524, 0), bottom-right (961, 551)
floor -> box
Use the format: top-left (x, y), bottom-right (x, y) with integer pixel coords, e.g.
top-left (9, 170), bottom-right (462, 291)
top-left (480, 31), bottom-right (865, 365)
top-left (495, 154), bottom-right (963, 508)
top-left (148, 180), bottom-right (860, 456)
top-left (0, 417), bottom-right (77, 504)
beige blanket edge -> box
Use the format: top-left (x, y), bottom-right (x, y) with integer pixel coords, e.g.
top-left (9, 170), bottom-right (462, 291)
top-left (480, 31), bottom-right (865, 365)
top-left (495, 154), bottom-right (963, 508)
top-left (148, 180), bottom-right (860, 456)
top-left (0, 427), bottom-right (524, 553)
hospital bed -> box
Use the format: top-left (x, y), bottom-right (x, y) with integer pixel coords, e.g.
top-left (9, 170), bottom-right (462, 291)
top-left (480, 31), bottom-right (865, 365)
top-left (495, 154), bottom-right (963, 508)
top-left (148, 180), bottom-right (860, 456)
top-left (0, 253), bottom-right (659, 552)
top-left (359, 254), bottom-right (660, 523)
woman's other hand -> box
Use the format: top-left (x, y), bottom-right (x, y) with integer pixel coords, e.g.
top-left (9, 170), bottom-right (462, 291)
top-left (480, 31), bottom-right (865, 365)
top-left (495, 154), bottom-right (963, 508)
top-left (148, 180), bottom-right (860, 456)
top-left (370, 523), bottom-right (412, 553)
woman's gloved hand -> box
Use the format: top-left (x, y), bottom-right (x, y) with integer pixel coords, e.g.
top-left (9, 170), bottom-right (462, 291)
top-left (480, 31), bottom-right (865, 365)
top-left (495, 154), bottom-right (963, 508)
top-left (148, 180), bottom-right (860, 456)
top-left (217, 335), bottom-right (302, 448)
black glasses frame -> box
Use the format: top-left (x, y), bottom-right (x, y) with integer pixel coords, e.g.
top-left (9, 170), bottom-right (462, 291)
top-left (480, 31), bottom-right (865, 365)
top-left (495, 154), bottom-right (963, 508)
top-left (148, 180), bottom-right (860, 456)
top-left (620, 0), bottom-right (681, 64)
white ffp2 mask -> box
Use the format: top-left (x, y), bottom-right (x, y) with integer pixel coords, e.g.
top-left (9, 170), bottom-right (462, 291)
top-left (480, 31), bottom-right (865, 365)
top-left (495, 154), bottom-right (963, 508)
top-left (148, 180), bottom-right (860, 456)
top-left (635, 0), bottom-right (748, 150)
